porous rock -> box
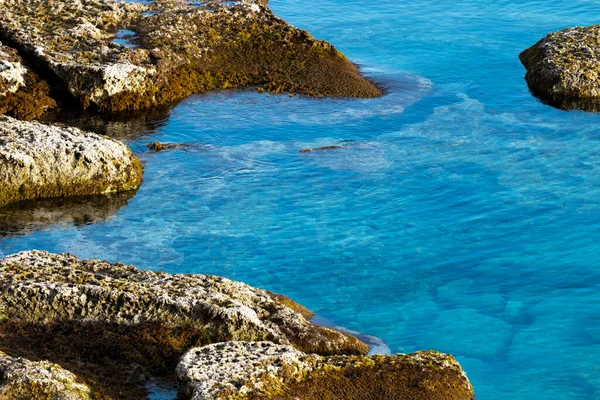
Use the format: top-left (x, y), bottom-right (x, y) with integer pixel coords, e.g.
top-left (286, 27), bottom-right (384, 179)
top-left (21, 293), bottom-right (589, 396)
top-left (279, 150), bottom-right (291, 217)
top-left (0, 41), bottom-right (56, 119)
top-left (177, 341), bottom-right (475, 400)
top-left (521, 25), bottom-right (600, 109)
top-left (0, 351), bottom-right (92, 400)
top-left (0, 251), bottom-right (367, 357)
top-left (0, 116), bottom-right (143, 206)
top-left (0, 0), bottom-right (381, 114)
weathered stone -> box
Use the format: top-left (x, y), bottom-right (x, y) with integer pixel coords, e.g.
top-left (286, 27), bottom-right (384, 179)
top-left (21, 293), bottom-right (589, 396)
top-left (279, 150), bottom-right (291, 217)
top-left (0, 41), bottom-right (56, 120)
top-left (0, 351), bottom-right (92, 400)
top-left (0, 251), bottom-right (367, 356)
top-left (0, 116), bottom-right (143, 206)
top-left (0, 251), bottom-right (367, 398)
top-left (177, 341), bottom-right (475, 400)
top-left (520, 25), bottom-right (600, 110)
top-left (0, 0), bottom-right (381, 115)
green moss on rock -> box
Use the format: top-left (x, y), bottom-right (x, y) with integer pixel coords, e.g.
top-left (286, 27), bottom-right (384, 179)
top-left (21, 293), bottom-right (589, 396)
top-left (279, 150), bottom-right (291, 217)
top-left (0, 351), bottom-right (92, 400)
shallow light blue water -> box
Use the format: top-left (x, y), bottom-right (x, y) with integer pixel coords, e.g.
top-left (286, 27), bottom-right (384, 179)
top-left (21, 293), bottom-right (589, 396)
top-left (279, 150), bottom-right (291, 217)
top-left (3, 0), bottom-right (600, 398)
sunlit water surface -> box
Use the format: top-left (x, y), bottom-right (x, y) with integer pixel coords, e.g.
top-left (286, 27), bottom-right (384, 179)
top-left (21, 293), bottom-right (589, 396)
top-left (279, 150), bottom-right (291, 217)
top-left (3, 1), bottom-right (600, 398)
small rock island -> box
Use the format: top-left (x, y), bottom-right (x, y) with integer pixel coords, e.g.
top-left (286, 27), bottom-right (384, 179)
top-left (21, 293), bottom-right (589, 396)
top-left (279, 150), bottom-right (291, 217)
top-left (521, 24), bottom-right (600, 111)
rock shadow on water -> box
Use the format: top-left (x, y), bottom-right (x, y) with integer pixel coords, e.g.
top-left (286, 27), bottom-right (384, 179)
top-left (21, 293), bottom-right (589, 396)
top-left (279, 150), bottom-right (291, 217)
top-left (526, 86), bottom-right (600, 113)
top-left (0, 191), bottom-right (137, 237)
top-left (39, 107), bottom-right (170, 140)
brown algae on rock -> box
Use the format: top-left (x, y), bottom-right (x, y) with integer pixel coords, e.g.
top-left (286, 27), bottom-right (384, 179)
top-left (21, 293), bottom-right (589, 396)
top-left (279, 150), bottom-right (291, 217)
top-left (0, 41), bottom-right (56, 120)
top-left (0, 116), bottom-right (143, 206)
top-left (0, 251), bottom-right (368, 397)
top-left (0, 0), bottom-right (381, 115)
top-left (177, 341), bottom-right (475, 400)
top-left (520, 24), bottom-right (600, 110)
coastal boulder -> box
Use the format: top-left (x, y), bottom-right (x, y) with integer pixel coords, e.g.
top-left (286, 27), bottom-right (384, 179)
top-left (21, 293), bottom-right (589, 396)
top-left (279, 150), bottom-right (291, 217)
top-left (0, 352), bottom-right (92, 400)
top-left (520, 25), bottom-right (600, 110)
top-left (0, 0), bottom-right (381, 114)
top-left (177, 341), bottom-right (475, 400)
top-left (0, 116), bottom-right (143, 206)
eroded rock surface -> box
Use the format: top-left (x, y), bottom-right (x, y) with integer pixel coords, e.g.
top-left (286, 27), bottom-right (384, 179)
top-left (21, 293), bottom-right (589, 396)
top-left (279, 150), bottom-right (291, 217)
top-left (0, 116), bottom-right (143, 206)
top-left (0, 0), bottom-right (381, 115)
top-left (0, 250), bottom-right (366, 355)
top-left (0, 41), bottom-right (56, 119)
top-left (177, 341), bottom-right (475, 400)
top-left (0, 251), bottom-right (367, 398)
top-left (0, 352), bottom-right (92, 400)
top-left (521, 25), bottom-right (600, 110)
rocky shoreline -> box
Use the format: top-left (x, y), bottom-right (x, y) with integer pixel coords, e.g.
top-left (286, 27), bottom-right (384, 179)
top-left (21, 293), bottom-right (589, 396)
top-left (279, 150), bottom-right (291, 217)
top-left (0, 0), bottom-right (476, 398)
top-left (0, 251), bottom-right (474, 399)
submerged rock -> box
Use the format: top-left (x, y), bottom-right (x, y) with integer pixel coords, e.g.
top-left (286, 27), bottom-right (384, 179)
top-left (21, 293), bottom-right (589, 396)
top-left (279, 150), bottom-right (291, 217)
top-left (0, 352), bottom-right (92, 400)
top-left (0, 41), bottom-right (56, 120)
top-left (520, 25), bottom-right (600, 110)
top-left (177, 341), bottom-right (475, 400)
top-left (0, 116), bottom-right (143, 206)
top-left (299, 145), bottom-right (344, 153)
top-left (0, 0), bottom-right (381, 115)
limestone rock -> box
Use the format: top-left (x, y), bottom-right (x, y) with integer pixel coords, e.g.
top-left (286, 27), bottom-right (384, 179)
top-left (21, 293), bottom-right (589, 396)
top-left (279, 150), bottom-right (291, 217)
top-left (0, 41), bottom-right (56, 119)
top-left (0, 116), bottom-right (143, 206)
top-left (0, 251), bottom-right (368, 357)
top-left (521, 25), bottom-right (600, 110)
top-left (0, 351), bottom-right (91, 400)
top-left (0, 0), bottom-right (381, 114)
top-left (177, 341), bottom-right (475, 400)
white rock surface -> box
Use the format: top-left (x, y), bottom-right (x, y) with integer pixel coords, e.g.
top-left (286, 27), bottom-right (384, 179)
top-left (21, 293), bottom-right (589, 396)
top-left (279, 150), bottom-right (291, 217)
top-left (0, 116), bottom-right (143, 206)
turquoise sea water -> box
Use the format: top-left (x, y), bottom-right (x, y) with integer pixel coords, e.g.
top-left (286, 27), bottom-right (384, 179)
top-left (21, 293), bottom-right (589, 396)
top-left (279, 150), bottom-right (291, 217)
top-left (3, 0), bottom-right (600, 398)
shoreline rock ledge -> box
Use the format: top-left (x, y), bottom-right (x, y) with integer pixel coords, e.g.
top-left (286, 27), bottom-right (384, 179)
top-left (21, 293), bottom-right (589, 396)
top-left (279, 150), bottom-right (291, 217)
top-left (0, 0), bottom-right (382, 117)
top-left (0, 116), bottom-right (143, 207)
top-left (178, 341), bottom-right (475, 400)
top-left (520, 25), bottom-right (600, 110)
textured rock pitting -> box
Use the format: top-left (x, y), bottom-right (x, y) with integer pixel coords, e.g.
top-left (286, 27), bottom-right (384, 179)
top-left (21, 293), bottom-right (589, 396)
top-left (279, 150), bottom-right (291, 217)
top-left (520, 25), bottom-right (600, 109)
top-left (177, 341), bottom-right (475, 400)
top-left (0, 116), bottom-right (143, 206)
top-left (0, 351), bottom-right (92, 400)
top-left (0, 251), bottom-right (367, 356)
top-left (0, 0), bottom-right (381, 114)
top-left (0, 41), bottom-right (56, 119)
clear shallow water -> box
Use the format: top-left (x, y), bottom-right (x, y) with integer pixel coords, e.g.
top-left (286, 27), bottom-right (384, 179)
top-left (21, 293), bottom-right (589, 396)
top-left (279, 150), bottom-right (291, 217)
top-left (3, 0), bottom-right (600, 398)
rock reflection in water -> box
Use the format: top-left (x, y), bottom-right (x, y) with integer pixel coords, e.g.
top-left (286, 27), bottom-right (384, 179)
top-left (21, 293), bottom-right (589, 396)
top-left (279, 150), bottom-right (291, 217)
top-left (0, 191), bottom-right (137, 237)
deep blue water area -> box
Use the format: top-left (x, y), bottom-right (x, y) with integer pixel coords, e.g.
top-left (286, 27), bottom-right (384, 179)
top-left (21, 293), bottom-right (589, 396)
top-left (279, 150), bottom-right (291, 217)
top-left (3, 1), bottom-right (600, 398)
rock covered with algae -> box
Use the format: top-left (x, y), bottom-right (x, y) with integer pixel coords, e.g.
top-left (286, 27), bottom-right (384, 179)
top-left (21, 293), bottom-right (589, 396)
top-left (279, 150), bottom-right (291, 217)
top-left (0, 0), bottom-right (382, 115)
top-left (0, 251), bottom-right (368, 357)
top-left (0, 116), bottom-right (143, 206)
top-left (520, 25), bottom-right (600, 110)
top-left (0, 41), bottom-right (56, 119)
top-left (177, 341), bottom-right (475, 400)
top-left (0, 351), bottom-right (92, 400)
